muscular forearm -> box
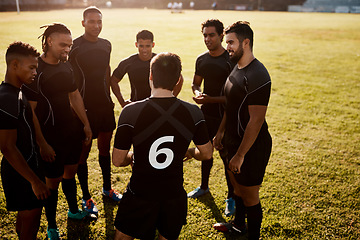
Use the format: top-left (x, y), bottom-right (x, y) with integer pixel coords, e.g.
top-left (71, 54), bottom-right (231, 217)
top-left (110, 76), bottom-right (127, 107)
top-left (236, 117), bottom-right (264, 158)
top-left (69, 92), bottom-right (90, 127)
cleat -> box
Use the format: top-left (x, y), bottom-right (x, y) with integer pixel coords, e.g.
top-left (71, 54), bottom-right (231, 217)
top-left (224, 198), bottom-right (236, 216)
top-left (187, 187), bottom-right (209, 198)
top-left (68, 209), bottom-right (88, 220)
top-left (82, 198), bottom-right (98, 215)
top-left (47, 227), bottom-right (61, 240)
top-left (103, 188), bottom-right (122, 202)
top-left (213, 221), bottom-right (246, 234)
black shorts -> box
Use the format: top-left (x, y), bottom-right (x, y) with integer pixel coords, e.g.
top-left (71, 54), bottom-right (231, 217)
top-left (1, 159), bottom-right (44, 211)
top-left (225, 131), bottom-right (272, 186)
top-left (114, 188), bottom-right (187, 240)
top-left (41, 138), bottom-right (83, 178)
top-left (86, 107), bottom-right (116, 139)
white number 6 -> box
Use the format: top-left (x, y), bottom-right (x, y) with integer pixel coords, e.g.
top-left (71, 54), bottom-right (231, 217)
top-left (149, 136), bottom-right (174, 169)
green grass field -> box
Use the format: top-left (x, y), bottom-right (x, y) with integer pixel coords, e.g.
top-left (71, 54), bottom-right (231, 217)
top-left (0, 8), bottom-right (359, 239)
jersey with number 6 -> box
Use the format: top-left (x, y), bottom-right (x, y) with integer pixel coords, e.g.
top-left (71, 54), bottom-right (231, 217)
top-left (114, 97), bottom-right (209, 200)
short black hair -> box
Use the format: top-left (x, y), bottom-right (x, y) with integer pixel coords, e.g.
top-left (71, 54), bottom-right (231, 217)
top-left (136, 30), bottom-right (154, 42)
top-left (38, 23), bottom-right (71, 56)
top-left (5, 41), bottom-right (40, 65)
top-left (150, 52), bottom-right (181, 91)
top-left (83, 6), bottom-right (102, 20)
top-left (201, 19), bottom-right (224, 36)
top-left (225, 21), bottom-right (253, 50)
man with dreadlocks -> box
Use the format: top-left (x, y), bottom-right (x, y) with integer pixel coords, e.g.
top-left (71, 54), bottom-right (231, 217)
top-left (68, 7), bottom-right (121, 216)
top-left (23, 23), bottom-right (92, 240)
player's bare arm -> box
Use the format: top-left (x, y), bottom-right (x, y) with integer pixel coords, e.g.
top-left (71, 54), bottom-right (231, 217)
top-left (105, 65), bottom-right (111, 94)
top-left (192, 74), bottom-right (203, 97)
top-left (185, 141), bottom-right (213, 161)
top-left (112, 148), bottom-right (133, 167)
top-left (110, 75), bottom-right (131, 107)
top-left (229, 105), bottom-right (267, 173)
top-left (28, 100), bottom-right (56, 162)
top-left (213, 112), bottom-right (227, 150)
top-left (68, 89), bottom-right (92, 145)
top-left (0, 129), bottom-right (50, 200)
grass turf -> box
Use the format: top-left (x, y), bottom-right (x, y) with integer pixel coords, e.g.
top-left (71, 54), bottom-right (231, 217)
top-left (0, 8), bottom-right (359, 239)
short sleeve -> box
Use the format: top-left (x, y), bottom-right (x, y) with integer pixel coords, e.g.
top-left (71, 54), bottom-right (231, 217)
top-left (113, 109), bottom-right (133, 150)
top-left (22, 79), bottom-right (40, 102)
top-left (0, 110), bottom-right (17, 129)
top-left (247, 82), bottom-right (271, 106)
top-left (192, 119), bottom-right (210, 146)
top-left (113, 59), bottom-right (128, 80)
top-left (194, 56), bottom-right (203, 77)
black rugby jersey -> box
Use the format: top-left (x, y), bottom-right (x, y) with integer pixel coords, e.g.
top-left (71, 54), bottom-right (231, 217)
top-left (224, 58), bottom-right (271, 141)
top-left (195, 50), bottom-right (234, 117)
top-left (22, 58), bottom-right (80, 143)
top-left (113, 53), bottom-right (156, 102)
top-left (0, 82), bottom-right (38, 168)
top-left (114, 97), bottom-right (209, 200)
top-left (69, 36), bottom-right (113, 111)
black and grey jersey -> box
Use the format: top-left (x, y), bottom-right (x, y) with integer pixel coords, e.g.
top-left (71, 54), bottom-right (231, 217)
top-left (69, 36), bottom-right (113, 111)
top-left (112, 53), bottom-right (156, 102)
top-left (22, 58), bottom-right (81, 143)
top-left (224, 58), bottom-right (271, 140)
top-left (0, 82), bottom-right (38, 168)
top-left (195, 50), bottom-right (234, 118)
top-left (114, 97), bottom-right (209, 200)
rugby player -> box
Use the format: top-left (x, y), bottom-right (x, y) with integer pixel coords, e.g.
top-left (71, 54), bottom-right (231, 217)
top-left (187, 19), bottom-right (235, 217)
top-left (213, 21), bottom-right (272, 240)
top-left (110, 30), bottom-right (183, 107)
top-left (112, 52), bottom-right (212, 240)
top-left (69, 6), bottom-right (121, 216)
top-left (23, 23), bottom-right (92, 240)
top-left (0, 42), bottom-right (50, 240)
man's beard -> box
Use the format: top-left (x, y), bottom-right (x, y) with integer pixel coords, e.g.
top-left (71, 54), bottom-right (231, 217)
top-left (229, 46), bottom-right (244, 63)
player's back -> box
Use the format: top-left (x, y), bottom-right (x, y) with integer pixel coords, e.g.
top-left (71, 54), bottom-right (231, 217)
top-left (115, 97), bottom-right (208, 200)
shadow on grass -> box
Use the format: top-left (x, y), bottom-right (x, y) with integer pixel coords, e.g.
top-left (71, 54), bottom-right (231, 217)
top-left (66, 216), bottom-right (95, 240)
top-left (196, 193), bottom-right (247, 240)
top-left (102, 195), bottom-right (118, 239)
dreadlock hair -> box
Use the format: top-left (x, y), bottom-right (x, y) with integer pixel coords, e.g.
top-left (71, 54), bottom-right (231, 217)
top-left (5, 41), bottom-right (39, 65)
top-left (38, 23), bottom-right (71, 57)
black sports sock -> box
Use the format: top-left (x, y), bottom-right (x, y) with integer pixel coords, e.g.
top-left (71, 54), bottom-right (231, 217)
top-left (200, 158), bottom-right (213, 190)
top-left (45, 188), bottom-right (58, 229)
top-left (77, 163), bottom-right (91, 200)
top-left (99, 154), bottom-right (111, 191)
top-left (246, 202), bottom-right (263, 240)
top-left (233, 195), bottom-right (246, 228)
top-left (224, 167), bottom-right (234, 199)
top-left (62, 177), bottom-right (79, 214)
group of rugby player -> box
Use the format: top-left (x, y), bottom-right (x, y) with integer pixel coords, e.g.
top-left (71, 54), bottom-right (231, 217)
top-left (0, 5), bottom-right (272, 240)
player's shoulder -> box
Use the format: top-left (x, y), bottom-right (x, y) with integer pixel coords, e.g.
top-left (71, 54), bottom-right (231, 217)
top-left (73, 35), bottom-right (84, 46)
top-left (196, 51), bottom-right (210, 60)
top-left (97, 37), bottom-right (111, 47)
top-left (120, 53), bottom-right (139, 64)
top-left (246, 59), bottom-right (271, 91)
top-left (119, 98), bottom-right (148, 125)
top-left (0, 83), bottom-right (20, 118)
top-left (176, 98), bottom-right (204, 123)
